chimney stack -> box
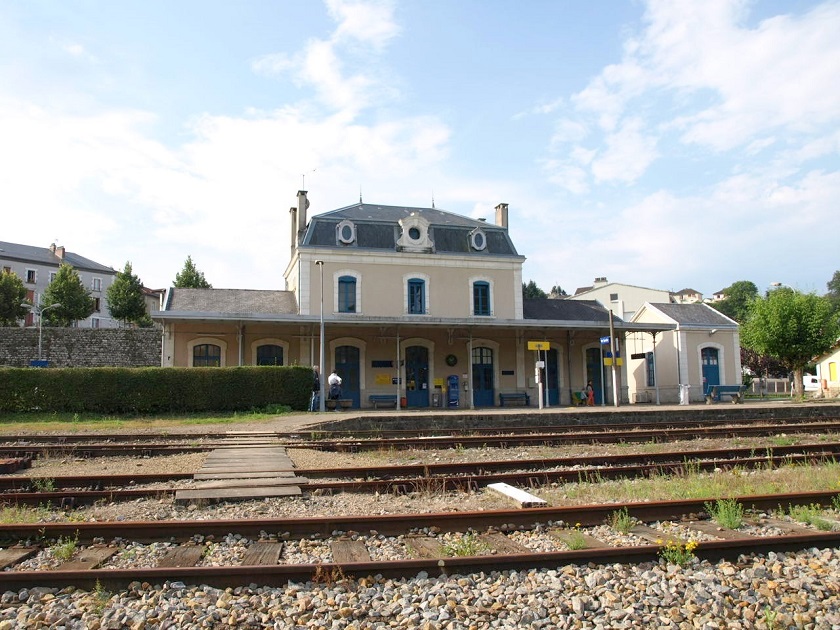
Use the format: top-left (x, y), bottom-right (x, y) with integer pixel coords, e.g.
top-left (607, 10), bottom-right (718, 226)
top-left (297, 190), bottom-right (309, 240)
top-left (495, 203), bottom-right (509, 229)
top-left (594, 277), bottom-right (608, 286)
top-left (56, 246), bottom-right (65, 259)
top-left (290, 206), bottom-right (298, 253)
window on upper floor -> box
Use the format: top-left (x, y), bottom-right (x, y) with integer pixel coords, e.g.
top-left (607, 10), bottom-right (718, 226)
top-left (338, 276), bottom-right (356, 313)
top-left (473, 281), bottom-right (491, 316)
top-left (93, 297), bottom-right (101, 312)
top-left (610, 293), bottom-right (619, 302)
top-left (26, 269), bottom-right (36, 284)
top-left (407, 278), bottom-right (425, 315)
top-left (193, 343), bottom-right (222, 367)
top-left (92, 277), bottom-right (102, 292)
top-left (49, 272), bottom-right (56, 283)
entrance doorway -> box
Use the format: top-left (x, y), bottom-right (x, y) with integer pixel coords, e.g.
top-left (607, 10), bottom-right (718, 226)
top-left (702, 347), bottom-right (720, 399)
top-left (585, 347), bottom-right (604, 405)
top-left (472, 346), bottom-right (495, 407)
top-left (405, 346), bottom-right (429, 407)
top-left (335, 345), bottom-right (360, 408)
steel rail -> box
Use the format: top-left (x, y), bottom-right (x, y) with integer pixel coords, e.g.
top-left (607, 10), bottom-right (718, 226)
top-left (1, 443), bottom-right (838, 505)
top-left (1, 498), bottom-right (840, 589)
top-left (3, 533), bottom-right (840, 590)
top-left (285, 420), bottom-right (840, 451)
top-left (1, 415), bottom-right (838, 446)
top-left (1, 490), bottom-right (837, 543)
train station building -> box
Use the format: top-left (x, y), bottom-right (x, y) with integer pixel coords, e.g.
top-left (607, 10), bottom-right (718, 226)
top-left (153, 192), bottom-right (740, 408)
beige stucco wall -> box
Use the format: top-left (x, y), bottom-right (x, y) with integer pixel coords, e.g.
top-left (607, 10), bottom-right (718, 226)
top-left (816, 347), bottom-right (840, 393)
top-left (293, 252), bottom-right (523, 320)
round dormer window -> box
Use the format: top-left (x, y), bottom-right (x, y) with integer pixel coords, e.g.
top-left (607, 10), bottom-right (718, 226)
top-left (470, 229), bottom-right (487, 251)
top-left (408, 227), bottom-right (421, 241)
top-left (337, 220), bottom-right (356, 244)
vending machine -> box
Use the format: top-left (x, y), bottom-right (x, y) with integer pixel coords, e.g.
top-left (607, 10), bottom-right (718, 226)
top-left (446, 375), bottom-right (460, 408)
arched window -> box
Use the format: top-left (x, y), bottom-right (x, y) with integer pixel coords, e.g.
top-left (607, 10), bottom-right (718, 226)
top-left (256, 344), bottom-right (284, 366)
top-left (193, 343), bottom-right (221, 367)
top-left (338, 275), bottom-right (356, 313)
top-left (408, 278), bottom-right (425, 314)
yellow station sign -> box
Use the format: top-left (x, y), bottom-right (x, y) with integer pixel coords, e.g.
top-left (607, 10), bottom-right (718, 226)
top-left (527, 341), bottom-right (550, 351)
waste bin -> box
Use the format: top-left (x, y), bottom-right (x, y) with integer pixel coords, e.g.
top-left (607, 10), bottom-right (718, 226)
top-left (431, 392), bottom-right (442, 407)
top-left (679, 384), bottom-right (691, 406)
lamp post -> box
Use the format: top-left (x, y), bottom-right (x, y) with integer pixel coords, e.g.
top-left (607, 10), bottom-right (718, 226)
top-left (315, 260), bottom-right (326, 412)
top-left (21, 301), bottom-right (61, 362)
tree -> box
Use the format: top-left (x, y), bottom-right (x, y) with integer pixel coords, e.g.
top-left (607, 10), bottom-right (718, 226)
top-left (740, 287), bottom-right (840, 397)
top-left (522, 280), bottom-right (547, 299)
top-left (106, 262), bottom-right (148, 326)
top-left (710, 280), bottom-right (758, 323)
top-left (827, 270), bottom-right (840, 314)
top-left (549, 285), bottom-right (568, 299)
top-left (40, 263), bottom-right (96, 327)
top-left (174, 255), bottom-right (212, 288)
top-left (0, 270), bottom-right (28, 327)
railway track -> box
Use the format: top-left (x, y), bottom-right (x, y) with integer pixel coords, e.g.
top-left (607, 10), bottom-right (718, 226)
top-left (0, 491), bottom-right (838, 590)
top-left (0, 421), bottom-right (840, 459)
top-left (3, 441), bottom-right (839, 506)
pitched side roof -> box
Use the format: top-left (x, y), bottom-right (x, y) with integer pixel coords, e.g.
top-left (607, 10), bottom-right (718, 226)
top-left (644, 302), bottom-right (738, 326)
top-left (0, 241), bottom-right (115, 274)
top-left (523, 299), bottom-right (614, 323)
top-left (164, 288), bottom-right (298, 315)
top-left (302, 203), bottom-right (520, 257)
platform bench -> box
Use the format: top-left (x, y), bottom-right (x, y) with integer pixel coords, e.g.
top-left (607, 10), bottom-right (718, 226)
top-left (368, 394), bottom-right (398, 409)
top-left (704, 384), bottom-right (746, 404)
top-left (499, 392), bottom-right (530, 407)
top-left (325, 399), bottom-right (354, 411)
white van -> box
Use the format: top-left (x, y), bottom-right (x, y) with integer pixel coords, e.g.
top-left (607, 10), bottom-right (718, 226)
top-left (803, 374), bottom-right (820, 391)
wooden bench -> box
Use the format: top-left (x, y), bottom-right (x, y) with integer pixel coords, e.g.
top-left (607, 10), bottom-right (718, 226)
top-left (499, 392), bottom-right (530, 407)
top-left (368, 394), bottom-right (398, 409)
top-left (704, 384), bottom-right (746, 404)
top-left (325, 399), bottom-right (354, 411)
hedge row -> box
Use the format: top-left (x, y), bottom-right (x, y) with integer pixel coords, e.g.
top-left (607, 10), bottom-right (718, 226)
top-left (0, 366), bottom-right (312, 414)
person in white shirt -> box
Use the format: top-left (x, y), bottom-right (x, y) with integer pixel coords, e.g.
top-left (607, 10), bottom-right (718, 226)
top-left (327, 370), bottom-right (342, 401)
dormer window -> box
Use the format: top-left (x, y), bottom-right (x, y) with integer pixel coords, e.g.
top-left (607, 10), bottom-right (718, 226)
top-left (470, 229), bottom-right (487, 251)
top-left (397, 213), bottom-right (434, 253)
top-left (337, 220), bottom-right (356, 245)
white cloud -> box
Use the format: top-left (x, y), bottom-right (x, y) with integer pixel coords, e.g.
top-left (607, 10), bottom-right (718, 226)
top-left (590, 118), bottom-right (658, 183)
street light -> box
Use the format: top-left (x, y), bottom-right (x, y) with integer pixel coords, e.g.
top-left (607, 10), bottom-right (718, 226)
top-left (315, 260), bottom-right (326, 412)
top-left (21, 301), bottom-right (61, 362)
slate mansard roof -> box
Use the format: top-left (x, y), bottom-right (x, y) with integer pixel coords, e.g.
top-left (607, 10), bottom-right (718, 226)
top-left (302, 202), bottom-right (521, 257)
top-left (0, 241), bottom-right (115, 274)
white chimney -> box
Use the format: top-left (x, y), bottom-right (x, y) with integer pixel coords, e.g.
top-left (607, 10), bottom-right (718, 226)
top-left (495, 203), bottom-right (509, 229)
top-left (297, 190), bottom-right (309, 241)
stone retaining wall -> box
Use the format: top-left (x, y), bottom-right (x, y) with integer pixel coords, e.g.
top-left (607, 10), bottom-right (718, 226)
top-left (0, 328), bottom-right (161, 368)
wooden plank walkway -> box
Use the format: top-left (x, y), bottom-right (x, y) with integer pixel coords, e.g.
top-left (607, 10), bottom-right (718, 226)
top-left (175, 442), bottom-right (305, 505)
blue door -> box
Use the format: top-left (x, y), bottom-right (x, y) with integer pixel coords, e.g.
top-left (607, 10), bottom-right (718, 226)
top-left (472, 347), bottom-right (494, 407)
top-left (335, 345), bottom-right (360, 408)
top-left (586, 347), bottom-right (604, 404)
top-left (702, 347), bottom-right (720, 399)
top-left (405, 346), bottom-right (429, 407)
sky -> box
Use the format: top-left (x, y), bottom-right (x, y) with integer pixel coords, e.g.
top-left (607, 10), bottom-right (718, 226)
top-left (1, 0), bottom-right (838, 298)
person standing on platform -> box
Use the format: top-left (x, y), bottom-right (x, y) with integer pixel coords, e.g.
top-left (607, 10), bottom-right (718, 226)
top-left (328, 370), bottom-right (342, 410)
top-left (310, 365), bottom-right (321, 412)
top-left (586, 380), bottom-right (595, 406)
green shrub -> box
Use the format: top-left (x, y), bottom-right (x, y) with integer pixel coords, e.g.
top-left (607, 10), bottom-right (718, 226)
top-left (0, 366), bottom-right (311, 414)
